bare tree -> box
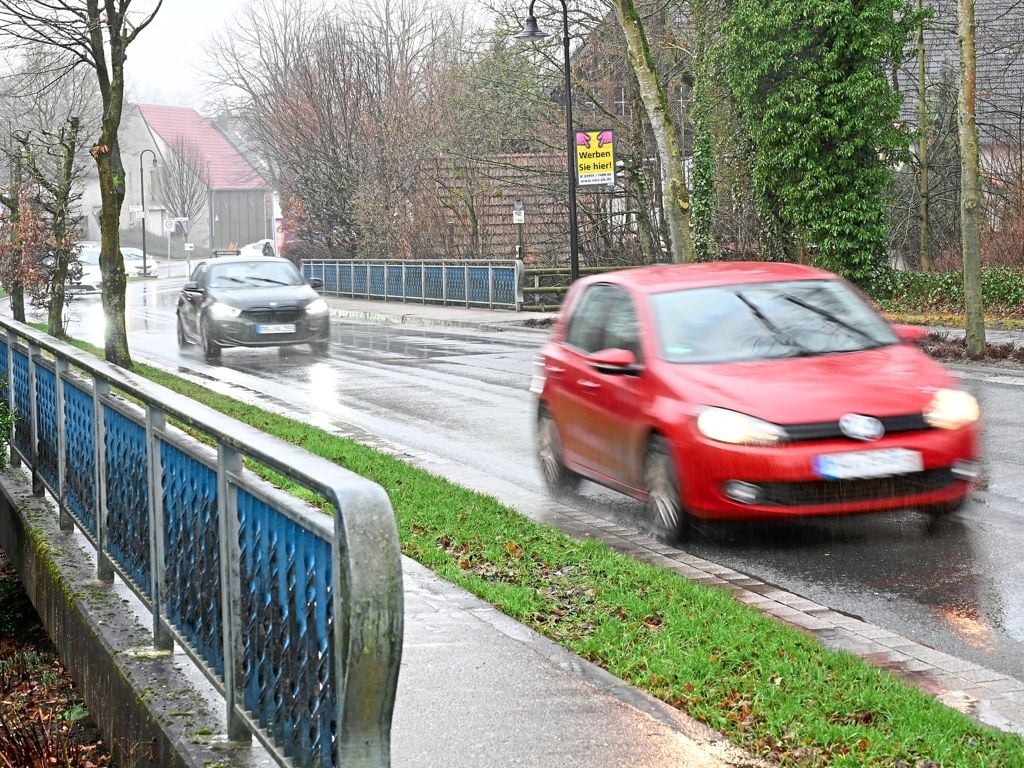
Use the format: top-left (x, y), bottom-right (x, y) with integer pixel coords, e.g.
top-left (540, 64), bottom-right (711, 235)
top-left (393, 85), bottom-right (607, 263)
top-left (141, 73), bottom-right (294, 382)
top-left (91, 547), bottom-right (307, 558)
top-left (153, 136), bottom-right (210, 229)
top-left (0, 0), bottom-right (164, 367)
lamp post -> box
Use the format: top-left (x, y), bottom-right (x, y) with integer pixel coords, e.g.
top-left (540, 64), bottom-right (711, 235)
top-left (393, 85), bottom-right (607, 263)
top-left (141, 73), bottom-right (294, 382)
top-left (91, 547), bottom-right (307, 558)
top-left (516, 0), bottom-right (580, 283)
top-left (139, 149), bottom-right (157, 278)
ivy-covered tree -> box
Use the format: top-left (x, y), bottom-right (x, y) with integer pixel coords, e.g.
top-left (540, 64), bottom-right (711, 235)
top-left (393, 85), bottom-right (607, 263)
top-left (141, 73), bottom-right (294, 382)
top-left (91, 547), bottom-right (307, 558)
top-left (722, 0), bottom-right (917, 284)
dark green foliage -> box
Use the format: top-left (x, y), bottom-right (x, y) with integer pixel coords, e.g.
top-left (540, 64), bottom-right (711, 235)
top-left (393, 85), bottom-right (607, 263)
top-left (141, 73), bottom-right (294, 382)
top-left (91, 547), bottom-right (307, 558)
top-left (0, 387), bottom-right (12, 471)
top-left (874, 266), bottom-right (1024, 314)
top-left (721, 0), bottom-right (918, 284)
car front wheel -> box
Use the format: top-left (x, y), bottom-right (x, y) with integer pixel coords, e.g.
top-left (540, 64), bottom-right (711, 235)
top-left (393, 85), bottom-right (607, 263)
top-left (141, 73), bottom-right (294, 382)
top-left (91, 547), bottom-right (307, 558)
top-left (201, 317), bottom-right (221, 361)
top-left (536, 404), bottom-right (580, 496)
top-left (643, 435), bottom-right (689, 543)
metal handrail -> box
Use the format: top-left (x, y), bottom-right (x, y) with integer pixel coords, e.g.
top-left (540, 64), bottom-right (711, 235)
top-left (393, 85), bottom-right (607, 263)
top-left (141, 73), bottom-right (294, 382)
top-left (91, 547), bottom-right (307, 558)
top-left (302, 258), bottom-right (524, 310)
top-left (0, 317), bottom-right (403, 768)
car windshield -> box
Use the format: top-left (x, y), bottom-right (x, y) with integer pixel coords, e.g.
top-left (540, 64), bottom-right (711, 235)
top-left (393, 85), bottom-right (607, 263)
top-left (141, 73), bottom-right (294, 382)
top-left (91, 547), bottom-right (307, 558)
top-left (649, 279), bottom-right (897, 364)
top-left (208, 260), bottom-right (304, 288)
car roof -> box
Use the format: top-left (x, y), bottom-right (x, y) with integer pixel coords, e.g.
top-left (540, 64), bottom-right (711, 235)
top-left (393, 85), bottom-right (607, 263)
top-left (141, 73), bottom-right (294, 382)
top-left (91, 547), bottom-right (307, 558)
top-left (584, 261), bottom-right (836, 293)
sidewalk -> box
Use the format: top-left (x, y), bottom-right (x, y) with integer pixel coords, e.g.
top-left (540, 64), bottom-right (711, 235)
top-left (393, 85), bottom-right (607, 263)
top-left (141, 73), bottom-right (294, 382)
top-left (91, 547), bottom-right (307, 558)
top-left (317, 296), bottom-right (1024, 763)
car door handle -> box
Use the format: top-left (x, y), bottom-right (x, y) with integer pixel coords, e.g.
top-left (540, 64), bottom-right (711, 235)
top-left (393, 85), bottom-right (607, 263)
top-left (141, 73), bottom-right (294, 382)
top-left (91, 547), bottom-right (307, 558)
top-left (577, 379), bottom-right (601, 391)
top-left (546, 365), bottom-right (566, 377)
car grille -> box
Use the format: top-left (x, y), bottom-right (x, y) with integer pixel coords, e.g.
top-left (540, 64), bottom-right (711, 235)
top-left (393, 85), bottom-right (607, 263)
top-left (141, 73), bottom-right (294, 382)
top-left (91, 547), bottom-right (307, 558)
top-left (757, 468), bottom-right (958, 507)
top-left (781, 413), bottom-right (930, 442)
top-left (240, 307), bottom-right (302, 323)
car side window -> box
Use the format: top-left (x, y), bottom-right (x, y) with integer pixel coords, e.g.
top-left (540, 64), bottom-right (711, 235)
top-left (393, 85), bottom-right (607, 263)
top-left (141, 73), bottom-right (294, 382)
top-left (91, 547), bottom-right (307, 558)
top-left (189, 263), bottom-right (206, 283)
top-left (565, 285), bottom-right (615, 354)
top-left (602, 291), bottom-right (641, 358)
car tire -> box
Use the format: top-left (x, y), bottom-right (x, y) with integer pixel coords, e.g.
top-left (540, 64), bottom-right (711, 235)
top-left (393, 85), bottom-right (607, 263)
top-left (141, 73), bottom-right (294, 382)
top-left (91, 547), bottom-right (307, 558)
top-left (201, 317), bottom-right (221, 361)
top-left (920, 497), bottom-right (967, 518)
top-left (643, 435), bottom-right (689, 543)
top-left (311, 341), bottom-right (329, 355)
top-left (176, 315), bottom-right (191, 348)
top-left (537, 404), bottom-right (580, 496)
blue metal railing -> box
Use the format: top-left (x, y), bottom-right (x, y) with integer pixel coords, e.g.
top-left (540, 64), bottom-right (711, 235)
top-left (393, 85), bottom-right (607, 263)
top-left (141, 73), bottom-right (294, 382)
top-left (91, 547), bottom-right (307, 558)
top-left (0, 318), bottom-right (404, 768)
top-left (301, 259), bottom-right (523, 310)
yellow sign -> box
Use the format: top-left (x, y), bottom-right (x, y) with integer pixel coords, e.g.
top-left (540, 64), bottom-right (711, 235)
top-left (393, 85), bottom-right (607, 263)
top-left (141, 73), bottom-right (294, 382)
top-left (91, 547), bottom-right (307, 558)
top-left (576, 131), bottom-right (615, 186)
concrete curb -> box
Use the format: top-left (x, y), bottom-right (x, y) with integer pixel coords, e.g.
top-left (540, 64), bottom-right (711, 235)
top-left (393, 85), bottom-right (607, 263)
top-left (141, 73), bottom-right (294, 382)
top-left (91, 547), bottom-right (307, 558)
top-left (0, 467), bottom-right (271, 768)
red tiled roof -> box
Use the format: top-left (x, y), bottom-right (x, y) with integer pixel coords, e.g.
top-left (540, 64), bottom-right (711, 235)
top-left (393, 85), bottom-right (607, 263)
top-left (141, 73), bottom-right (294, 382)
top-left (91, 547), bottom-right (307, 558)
top-left (136, 104), bottom-right (268, 191)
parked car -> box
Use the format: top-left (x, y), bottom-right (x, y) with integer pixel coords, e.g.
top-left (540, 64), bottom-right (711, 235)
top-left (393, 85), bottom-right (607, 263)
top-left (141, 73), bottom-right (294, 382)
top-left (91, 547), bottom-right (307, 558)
top-left (66, 245), bottom-right (103, 295)
top-left (120, 247), bottom-right (157, 277)
top-left (239, 239), bottom-right (277, 258)
top-left (176, 256), bottom-right (329, 360)
top-left (531, 262), bottom-right (980, 541)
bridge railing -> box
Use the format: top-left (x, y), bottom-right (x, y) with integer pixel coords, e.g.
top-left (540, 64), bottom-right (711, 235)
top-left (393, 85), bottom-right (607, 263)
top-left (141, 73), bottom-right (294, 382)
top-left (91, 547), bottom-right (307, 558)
top-left (301, 258), bottom-right (523, 310)
top-left (0, 317), bottom-right (403, 768)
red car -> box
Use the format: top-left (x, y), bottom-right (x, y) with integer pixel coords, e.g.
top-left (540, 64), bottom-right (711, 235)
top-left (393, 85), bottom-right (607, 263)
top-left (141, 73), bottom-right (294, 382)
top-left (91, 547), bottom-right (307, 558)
top-left (532, 262), bottom-right (979, 540)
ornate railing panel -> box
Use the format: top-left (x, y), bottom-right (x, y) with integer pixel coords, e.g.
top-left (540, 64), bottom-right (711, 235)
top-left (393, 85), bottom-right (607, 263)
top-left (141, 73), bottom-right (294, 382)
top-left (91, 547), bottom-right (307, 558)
top-left (302, 259), bottom-right (523, 310)
top-left (0, 321), bottom-right (403, 768)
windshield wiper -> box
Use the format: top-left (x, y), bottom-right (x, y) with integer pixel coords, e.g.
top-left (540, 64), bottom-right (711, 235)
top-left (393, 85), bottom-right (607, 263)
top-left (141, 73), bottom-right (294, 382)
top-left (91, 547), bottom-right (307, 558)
top-left (249, 277), bottom-right (289, 285)
top-left (734, 291), bottom-right (811, 354)
top-left (781, 293), bottom-right (883, 346)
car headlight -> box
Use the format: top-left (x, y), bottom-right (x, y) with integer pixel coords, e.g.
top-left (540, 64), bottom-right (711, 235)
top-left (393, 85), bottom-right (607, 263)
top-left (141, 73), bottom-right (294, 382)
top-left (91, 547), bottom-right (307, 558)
top-left (696, 407), bottom-right (785, 446)
top-left (209, 302), bottom-right (241, 319)
top-left (305, 299), bottom-right (329, 314)
top-left (925, 388), bottom-right (980, 430)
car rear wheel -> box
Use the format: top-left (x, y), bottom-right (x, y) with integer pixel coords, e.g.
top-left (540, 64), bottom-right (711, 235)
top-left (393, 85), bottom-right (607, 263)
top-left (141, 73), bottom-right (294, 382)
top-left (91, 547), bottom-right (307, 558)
top-left (644, 435), bottom-right (689, 543)
top-left (311, 341), bottom-right (329, 355)
top-left (201, 317), bottom-right (221, 361)
top-left (176, 315), bottom-right (191, 348)
top-left (537, 404), bottom-right (580, 496)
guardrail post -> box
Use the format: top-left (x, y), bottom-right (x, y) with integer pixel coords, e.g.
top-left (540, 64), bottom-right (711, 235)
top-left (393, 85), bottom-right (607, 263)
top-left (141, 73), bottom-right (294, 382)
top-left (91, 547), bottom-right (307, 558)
top-left (28, 342), bottom-right (42, 496)
top-left (442, 262), bottom-right (448, 305)
top-left (464, 264), bottom-right (470, 308)
top-left (4, 331), bottom-right (15, 468)
top-left (421, 263), bottom-right (426, 305)
top-left (402, 263), bottom-right (407, 302)
top-left (333, 483), bottom-right (403, 766)
top-left (488, 264), bottom-right (494, 309)
top-left (146, 406), bottom-right (173, 651)
top-left (93, 376), bottom-right (114, 582)
top-left (56, 359), bottom-right (72, 532)
top-left (217, 443), bottom-right (249, 743)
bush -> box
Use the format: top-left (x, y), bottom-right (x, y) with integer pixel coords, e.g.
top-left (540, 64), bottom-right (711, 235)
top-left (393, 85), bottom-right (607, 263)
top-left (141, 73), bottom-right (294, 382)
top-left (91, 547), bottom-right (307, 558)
top-left (872, 266), bottom-right (1024, 315)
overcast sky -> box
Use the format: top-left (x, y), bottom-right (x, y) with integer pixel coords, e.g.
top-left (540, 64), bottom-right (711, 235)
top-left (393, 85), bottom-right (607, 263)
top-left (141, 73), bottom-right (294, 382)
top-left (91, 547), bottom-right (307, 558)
top-left (127, 0), bottom-right (248, 108)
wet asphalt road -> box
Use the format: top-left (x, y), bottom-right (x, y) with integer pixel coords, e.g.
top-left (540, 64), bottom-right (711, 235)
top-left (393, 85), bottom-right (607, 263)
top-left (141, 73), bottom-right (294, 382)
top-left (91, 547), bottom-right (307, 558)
top-left (61, 280), bottom-right (1024, 681)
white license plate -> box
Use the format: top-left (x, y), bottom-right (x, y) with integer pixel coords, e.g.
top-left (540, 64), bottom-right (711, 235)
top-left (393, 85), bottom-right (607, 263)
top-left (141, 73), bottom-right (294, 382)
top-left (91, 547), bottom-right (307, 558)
top-left (814, 448), bottom-right (923, 480)
top-left (256, 323), bottom-right (296, 334)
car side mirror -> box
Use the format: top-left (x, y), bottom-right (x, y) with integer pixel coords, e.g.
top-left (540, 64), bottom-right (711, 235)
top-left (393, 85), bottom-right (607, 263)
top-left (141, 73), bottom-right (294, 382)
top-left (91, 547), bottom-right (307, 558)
top-left (892, 324), bottom-right (927, 344)
top-left (183, 281), bottom-right (202, 293)
top-left (309, 277), bottom-right (324, 290)
top-left (588, 348), bottom-right (643, 376)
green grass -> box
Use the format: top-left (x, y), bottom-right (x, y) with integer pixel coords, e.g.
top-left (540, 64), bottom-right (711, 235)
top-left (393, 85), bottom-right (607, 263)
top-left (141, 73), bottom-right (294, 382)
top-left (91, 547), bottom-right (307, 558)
top-left (883, 310), bottom-right (1024, 332)
top-left (62, 338), bottom-right (1024, 767)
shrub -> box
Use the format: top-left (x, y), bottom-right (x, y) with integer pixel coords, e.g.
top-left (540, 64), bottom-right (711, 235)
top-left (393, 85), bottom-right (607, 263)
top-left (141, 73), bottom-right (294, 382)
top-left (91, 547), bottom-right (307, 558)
top-left (872, 266), bottom-right (1024, 315)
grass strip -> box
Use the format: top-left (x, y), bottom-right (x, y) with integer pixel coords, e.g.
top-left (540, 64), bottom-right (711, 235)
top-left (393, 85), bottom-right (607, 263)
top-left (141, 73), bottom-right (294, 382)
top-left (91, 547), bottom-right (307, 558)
top-left (62, 338), bottom-right (1024, 767)
top-left (883, 310), bottom-right (1024, 332)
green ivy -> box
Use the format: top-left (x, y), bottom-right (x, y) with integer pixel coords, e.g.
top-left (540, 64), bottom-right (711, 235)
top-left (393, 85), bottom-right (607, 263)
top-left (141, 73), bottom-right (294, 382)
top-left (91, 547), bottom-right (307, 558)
top-left (721, 0), bottom-right (918, 285)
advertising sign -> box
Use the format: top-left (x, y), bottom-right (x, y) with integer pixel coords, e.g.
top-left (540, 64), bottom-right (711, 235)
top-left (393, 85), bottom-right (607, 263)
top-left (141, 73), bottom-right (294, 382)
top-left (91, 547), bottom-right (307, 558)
top-left (575, 131), bottom-right (615, 186)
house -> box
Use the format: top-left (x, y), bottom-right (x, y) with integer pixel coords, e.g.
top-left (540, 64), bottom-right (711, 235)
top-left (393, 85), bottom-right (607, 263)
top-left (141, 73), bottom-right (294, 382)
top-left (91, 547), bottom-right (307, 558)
top-left (78, 104), bottom-right (272, 254)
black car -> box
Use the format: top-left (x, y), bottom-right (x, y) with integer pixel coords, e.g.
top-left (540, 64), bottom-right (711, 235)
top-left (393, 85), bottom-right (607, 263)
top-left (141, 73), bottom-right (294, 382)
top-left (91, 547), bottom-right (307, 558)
top-left (176, 256), bottom-right (329, 360)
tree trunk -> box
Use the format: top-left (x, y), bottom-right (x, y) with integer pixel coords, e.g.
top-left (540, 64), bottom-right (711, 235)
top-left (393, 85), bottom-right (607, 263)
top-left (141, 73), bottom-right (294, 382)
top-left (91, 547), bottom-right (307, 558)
top-left (610, 0), bottom-right (693, 263)
top-left (96, 136), bottom-right (132, 367)
top-left (916, 2), bottom-right (931, 271)
top-left (957, 0), bottom-right (985, 357)
top-left (10, 284), bottom-right (25, 323)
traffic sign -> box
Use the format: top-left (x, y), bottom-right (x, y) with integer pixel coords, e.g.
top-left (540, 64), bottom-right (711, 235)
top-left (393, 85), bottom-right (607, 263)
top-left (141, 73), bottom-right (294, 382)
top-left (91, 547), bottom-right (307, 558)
top-left (184, 243), bottom-right (195, 252)
top-left (128, 205), bottom-right (144, 213)
top-left (163, 220), bottom-right (175, 233)
top-left (512, 199), bottom-right (525, 224)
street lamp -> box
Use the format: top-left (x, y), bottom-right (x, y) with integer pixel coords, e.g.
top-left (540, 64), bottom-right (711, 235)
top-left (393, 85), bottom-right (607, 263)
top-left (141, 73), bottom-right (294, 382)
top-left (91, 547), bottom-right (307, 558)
top-left (516, 0), bottom-right (580, 283)
top-left (138, 149), bottom-right (157, 278)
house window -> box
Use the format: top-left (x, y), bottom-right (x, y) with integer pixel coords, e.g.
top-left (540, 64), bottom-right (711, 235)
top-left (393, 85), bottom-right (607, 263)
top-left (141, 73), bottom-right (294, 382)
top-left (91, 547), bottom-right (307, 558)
top-left (614, 86), bottom-right (630, 118)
